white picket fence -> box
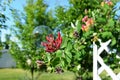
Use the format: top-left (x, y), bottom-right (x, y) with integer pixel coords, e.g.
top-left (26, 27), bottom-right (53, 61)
top-left (93, 39), bottom-right (120, 80)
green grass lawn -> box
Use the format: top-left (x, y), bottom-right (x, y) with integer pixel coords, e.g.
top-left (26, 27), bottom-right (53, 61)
top-left (0, 69), bottom-right (26, 80)
top-left (0, 68), bottom-right (76, 80)
top-left (0, 68), bottom-right (120, 80)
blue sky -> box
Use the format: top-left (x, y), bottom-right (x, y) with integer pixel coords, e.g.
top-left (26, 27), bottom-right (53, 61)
top-left (1, 0), bottom-right (69, 42)
top-left (1, 0), bottom-right (26, 42)
top-left (45, 0), bottom-right (69, 10)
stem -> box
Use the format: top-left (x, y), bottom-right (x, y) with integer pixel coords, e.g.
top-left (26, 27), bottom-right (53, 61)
top-left (31, 64), bottom-right (34, 80)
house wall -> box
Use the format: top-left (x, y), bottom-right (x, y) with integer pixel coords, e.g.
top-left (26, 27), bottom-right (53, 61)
top-left (0, 49), bottom-right (16, 68)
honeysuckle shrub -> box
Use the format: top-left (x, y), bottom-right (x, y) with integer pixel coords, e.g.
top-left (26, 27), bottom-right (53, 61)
top-left (40, 0), bottom-right (120, 79)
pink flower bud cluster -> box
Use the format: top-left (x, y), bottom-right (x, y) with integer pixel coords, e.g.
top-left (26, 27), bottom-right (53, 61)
top-left (81, 16), bottom-right (94, 31)
top-left (101, 0), bottom-right (113, 6)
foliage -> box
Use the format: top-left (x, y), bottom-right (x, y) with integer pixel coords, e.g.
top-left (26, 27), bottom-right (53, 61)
top-left (0, 0), bottom-right (12, 28)
top-left (43, 0), bottom-right (120, 79)
top-left (10, 0), bottom-right (55, 79)
top-left (9, 0), bottom-right (120, 79)
top-left (0, 0), bottom-right (13, 55)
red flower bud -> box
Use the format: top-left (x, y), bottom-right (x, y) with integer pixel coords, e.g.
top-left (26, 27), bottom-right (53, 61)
top-left (41, 32), bottom-right (62, 53)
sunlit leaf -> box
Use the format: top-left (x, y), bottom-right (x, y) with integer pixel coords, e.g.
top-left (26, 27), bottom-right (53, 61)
top-left (56, 50), bottom-right (62, 58)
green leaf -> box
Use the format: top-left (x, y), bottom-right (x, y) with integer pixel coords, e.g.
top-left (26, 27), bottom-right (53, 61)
top-left (76, 21), bottom-right (81, 32)
top-left (103, 4), bottom-right (110, 14)
top-left (83, 31), bottom-right (93, 38)
top-left (51, 57), bottom-right (60, 67)
top-left (97, 17), bottom-right (106, 23)
top-left (66, 55), bottom-right (71, 63)
top-left (101, 32), bottom-right (113, 39)
top-left (45, 53), bottom-right (51, 62)
top-left (66, 41), bottom-right (73, 51)
top-left (56, 50), bottom-right (62, 58)
top-left (61, 60), bottom-right (65, 67)
top-left (65, 51), bottom-right (72, 59)
top-left (74, 43), bottom-right (79, 51)
top-left (65, 50), bottom-right (72, 63)
top-left (74, 51), bottom-right (81, 60)
top-left (110, 64), bottom-right (116, 69)
top-left (111, 38), bottom-right (116, 46)
top-left (61, 37), bottom-right (69, 48)
top-left (79, 45), bottom-right (86, 50)
top-left (108, 19), bottom-right (114, 27)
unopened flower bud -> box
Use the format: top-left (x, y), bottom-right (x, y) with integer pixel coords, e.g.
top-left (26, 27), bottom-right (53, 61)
top-left (77, 65), bottom-right (81, 71)
top-left (82, 16), bottom-right (88, 23)
top-left (73, 31), bottom-right (79, 38)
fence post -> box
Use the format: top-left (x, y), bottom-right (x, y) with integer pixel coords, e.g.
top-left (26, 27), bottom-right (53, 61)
top-left (93, 42), bottom-right (98, 80)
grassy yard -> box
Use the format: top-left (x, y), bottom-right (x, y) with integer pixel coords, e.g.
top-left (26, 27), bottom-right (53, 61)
top-left (0, 68), bottom-right (120, 80)
top-left (0, 68), bottom-right (76, 80)
top-left (0, 69), bottom-right (26, 80)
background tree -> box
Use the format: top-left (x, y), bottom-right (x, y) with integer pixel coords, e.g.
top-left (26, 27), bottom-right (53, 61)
top-left (10, 0), bottom-right (55, 79)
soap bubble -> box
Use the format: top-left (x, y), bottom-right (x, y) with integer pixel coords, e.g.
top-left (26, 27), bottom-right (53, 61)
top-left (33, 25), bottom-right (53, 48)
